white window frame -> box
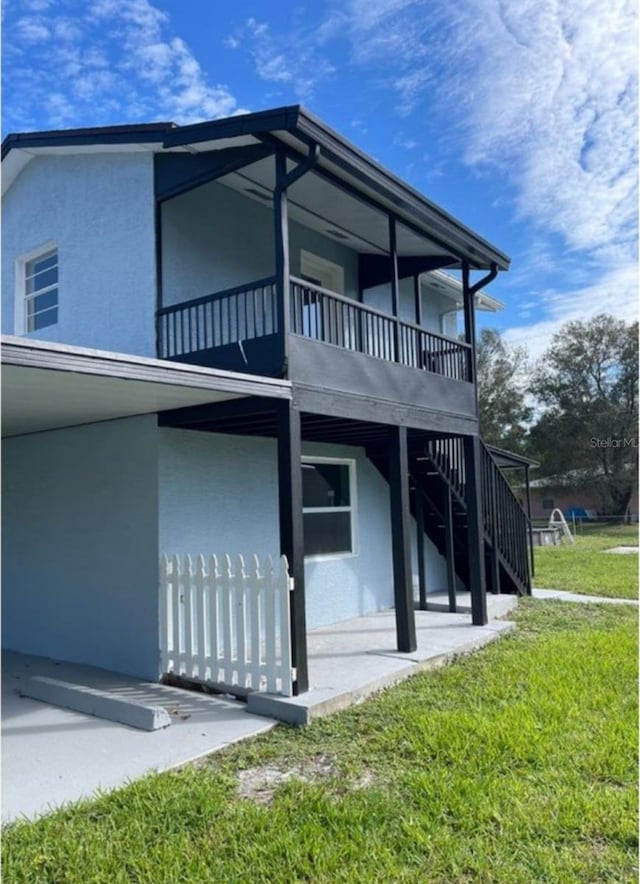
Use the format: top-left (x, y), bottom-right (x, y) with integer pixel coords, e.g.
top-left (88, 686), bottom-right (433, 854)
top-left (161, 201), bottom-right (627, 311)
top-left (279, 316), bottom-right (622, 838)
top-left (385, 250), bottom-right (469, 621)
top-left (14, 241), bottom-right (58, 336)
top-left (300, 250), bottom-right (345, 295)
top-left (302, 456), bottom-right (358, 561)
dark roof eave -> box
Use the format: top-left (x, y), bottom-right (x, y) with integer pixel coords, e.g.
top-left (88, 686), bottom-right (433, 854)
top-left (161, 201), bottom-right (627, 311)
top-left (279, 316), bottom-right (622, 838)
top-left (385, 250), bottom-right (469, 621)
top-left (1, 122), bottom-right (177, 160)
top-left (295, 108), bottom-right (510, 271)
top-left (2, 105), bottom-right (510, 269)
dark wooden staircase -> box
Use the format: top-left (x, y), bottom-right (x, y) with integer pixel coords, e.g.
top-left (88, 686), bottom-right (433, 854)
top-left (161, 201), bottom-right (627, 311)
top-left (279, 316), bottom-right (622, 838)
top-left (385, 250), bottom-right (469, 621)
top-left (368, 433), bottom-right (531, 603)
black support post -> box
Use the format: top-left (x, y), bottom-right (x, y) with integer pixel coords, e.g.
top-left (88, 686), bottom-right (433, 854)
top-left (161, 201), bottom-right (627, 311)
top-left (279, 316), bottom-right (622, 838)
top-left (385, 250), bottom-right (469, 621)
top-left (276, 400), bottom-right (308, 694)
top-left (415, 491), bottom-right (427, 610)
top-left (444, 487), bottom-right (457, 613)
top-left (274, 149), bottom-right (291, 373)
top-left (413, 274), bottom-right (423, 327)
top-left (464, 435), bottom-right (488, 625)
top-left (461, 261), bottom-right (476, 388)
top-left (389, 215), bottom-right (401, 362)
top-left (389, 426), bottom-right (417, 652)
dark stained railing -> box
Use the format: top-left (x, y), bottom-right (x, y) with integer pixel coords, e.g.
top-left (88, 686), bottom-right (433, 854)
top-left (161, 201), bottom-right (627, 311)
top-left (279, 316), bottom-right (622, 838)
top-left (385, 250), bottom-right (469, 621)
top-left (157, 275), bottom-right (471, 383)
top-left (424, 436), bottom-right (531, 594)
top-left (480, 444), bottom-right (531, 593)
top-left (157, 276), bottom-right (277, 359)
top-left (290, 276), bottom-right (471, 381)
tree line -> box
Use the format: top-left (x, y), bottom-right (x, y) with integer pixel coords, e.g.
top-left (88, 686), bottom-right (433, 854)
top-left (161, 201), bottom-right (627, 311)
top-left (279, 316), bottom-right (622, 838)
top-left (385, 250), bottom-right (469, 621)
top-left (477, 314), bottom-right (638, 516)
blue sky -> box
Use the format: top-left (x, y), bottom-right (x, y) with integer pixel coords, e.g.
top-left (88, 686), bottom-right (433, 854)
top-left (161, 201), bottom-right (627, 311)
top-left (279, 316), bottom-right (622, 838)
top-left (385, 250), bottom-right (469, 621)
top-left (3, 0), bottom-right (638, 356)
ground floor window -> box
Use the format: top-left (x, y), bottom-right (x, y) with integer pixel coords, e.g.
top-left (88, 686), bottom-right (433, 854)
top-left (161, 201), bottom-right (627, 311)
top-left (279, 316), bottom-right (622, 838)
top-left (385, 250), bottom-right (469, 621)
top-left (302, 457), bottom-right (357, 558)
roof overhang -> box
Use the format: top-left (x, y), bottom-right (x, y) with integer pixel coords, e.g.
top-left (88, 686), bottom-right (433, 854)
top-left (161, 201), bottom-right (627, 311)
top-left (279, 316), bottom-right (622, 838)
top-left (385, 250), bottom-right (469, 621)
top-left (1, 336), bottom-right (290, 438)
top-left (487, 444), bottom-right (539, 470)
top-left (2, 106), bottom-right (510, 272)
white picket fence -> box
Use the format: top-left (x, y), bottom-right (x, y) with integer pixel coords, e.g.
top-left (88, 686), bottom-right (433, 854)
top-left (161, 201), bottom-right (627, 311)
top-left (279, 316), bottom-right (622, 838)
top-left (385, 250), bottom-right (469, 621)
top-left (159, 553), bottom-right (294, 697)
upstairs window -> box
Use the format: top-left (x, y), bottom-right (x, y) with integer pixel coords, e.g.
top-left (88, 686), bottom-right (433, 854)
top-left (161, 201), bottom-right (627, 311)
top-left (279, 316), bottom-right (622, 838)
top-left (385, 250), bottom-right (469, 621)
top-left (24, 248), bottom-right (58, 332)
top-left (302, 457), bottom-right (357, 558)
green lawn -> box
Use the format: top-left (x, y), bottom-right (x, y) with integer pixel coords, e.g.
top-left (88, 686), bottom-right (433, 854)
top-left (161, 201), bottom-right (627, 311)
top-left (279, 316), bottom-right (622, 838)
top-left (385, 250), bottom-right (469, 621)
top-left (3, 601), bottom-right (638, 883)
top-left (533, 523), bottom-right (639, 599)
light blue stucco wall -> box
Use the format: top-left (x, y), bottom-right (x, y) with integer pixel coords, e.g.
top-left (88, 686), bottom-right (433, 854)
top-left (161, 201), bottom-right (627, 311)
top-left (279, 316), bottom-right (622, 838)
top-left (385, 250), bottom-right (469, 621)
top-left (158, 428), bottom-right (451, 630)
top-left (160, 180), bottom-right (359, 307)
top-left (1, 416), bottom-right (160, 679)
top-left (364, 277), bottom-right (460, 335)
top-left (1, 153), bottom-right (157, 356)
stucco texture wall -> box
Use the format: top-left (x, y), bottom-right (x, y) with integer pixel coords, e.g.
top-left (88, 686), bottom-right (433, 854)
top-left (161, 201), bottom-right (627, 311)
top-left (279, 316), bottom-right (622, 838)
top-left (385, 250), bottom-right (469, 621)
top-left (2, 153), bottom-right (157, 356)
top-left (1, 416), bottom-right (160, 679)
top-left (160, 179), bottom-right (360, 308)
top-left (158, 428), bottom-right (451, 630)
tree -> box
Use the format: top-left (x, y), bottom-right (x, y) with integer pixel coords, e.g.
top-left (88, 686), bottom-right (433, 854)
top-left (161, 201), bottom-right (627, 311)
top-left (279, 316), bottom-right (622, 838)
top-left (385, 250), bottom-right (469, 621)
top-left (476, 328), bottom-right (532, 451)
top-left (529, 314), bottom-right (638, 515)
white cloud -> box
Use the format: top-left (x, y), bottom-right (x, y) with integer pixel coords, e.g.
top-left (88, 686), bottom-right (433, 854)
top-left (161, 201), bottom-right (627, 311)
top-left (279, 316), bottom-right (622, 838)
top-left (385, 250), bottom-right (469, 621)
top-left (503, 263), bottom-right (638, 359)
top-left (14, 15), bottom-right (50, 41)
top-left (3, 0), bottom-right (242, 129)
top-left (237, 16), bottom-right (335, 102)
top-left (329, 0), bottom-right (638, 349)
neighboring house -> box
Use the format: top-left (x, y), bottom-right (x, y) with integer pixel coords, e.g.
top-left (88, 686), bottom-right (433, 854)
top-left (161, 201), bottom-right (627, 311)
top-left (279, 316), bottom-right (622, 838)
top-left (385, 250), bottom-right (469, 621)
top-left (1, 105), bottom-right (531, 696)
top-left (530, 474), bottom-right (639, 522)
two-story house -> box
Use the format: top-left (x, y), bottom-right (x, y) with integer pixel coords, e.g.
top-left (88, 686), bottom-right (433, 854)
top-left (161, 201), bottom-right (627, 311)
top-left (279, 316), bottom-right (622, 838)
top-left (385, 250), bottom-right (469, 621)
top-left (1, 106), bottom-right (531, 698)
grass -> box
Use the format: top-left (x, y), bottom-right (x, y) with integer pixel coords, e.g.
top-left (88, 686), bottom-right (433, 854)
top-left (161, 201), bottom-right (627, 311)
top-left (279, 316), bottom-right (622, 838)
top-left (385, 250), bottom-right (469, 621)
top-left (3, 600), bottom-right (638, 883)
top-left (533, 523), bottom-right (639, 599)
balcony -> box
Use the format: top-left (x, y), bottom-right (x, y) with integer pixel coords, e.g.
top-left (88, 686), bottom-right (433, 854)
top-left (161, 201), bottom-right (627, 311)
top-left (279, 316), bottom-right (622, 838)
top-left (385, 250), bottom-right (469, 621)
top-left (157, 276), bottom-right (472, 385)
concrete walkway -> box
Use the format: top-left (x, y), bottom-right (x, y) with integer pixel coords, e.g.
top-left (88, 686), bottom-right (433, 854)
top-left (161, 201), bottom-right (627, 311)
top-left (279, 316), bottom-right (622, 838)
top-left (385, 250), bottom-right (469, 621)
top-left (2, 595), bottom-right (518, 821)
top-left (532, 588), bottom-right (639, 605)
top-left (1, 652), bottom-right (275, 823)
top-left (249, 596), bottom-right (518, 724)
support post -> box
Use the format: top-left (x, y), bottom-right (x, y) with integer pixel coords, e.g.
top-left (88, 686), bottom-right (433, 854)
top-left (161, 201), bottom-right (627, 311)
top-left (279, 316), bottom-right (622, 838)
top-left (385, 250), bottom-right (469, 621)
top-left (389, 426), bottom-right (417, 652)
top-left (415, 490), bottom-right (427, 610)
top-left (413, 274), bottom-right (423, 327)
top-left (464, 435), bottom-right (488, 625)
top-left (276, 401), bottom-right (308, 694)
top-left (389, 216), bottom-right (401, 363)
top-left (461, 261), bottom-right (476, 388)
top-left (274, 149), bottom-right (291, 374)
top-left (444, 487), bottom-right (457, 613)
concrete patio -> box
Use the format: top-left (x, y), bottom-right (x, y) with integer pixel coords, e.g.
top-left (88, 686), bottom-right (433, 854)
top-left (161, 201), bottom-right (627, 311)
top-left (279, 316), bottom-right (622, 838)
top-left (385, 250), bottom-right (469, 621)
top-left (2, 595), bottom-right (517, 822)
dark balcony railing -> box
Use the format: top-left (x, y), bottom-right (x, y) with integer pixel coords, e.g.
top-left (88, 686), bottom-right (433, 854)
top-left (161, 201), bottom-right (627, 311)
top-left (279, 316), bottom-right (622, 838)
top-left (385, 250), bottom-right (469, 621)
top-left (157, 275), bottom-right (471, 383)
top-left (290, 277), bottom-right (471, 381)
top-left (157, 276), bottom-right (277, 359)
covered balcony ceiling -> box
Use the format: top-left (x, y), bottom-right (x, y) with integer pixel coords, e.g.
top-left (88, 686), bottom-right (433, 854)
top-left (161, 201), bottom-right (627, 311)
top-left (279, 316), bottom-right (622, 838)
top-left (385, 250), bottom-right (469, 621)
top-left (219, 156), bottom-right (444, 259)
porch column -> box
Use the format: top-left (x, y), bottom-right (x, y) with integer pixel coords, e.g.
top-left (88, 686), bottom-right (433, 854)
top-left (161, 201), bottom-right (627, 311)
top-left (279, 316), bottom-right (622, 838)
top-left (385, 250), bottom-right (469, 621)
top-left (389, 425), bottom-right (417, 652)
top-left (274, 148), bottom-right (291, 374)
top-left (389, 215), bottom-right (401, 362)
top-left (415, 491), bottom-right (427, 610)
top-left (461, 261), bottom-right (476, 388)
top-left (413, 274), bottom-right (423, 327)
top-left (464, 434), bottom-right (488, 625)
top-left (276, 400), bottom-right (308, 694)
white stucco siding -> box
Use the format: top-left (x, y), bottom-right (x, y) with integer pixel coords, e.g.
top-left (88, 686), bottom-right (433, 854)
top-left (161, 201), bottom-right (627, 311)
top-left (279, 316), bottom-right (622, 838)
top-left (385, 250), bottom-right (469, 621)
top-left (158, 429), bottom-right (452, 630)
top-left (1, 153), bottom-right (156, 356)
top-left (160, 180), bottom-right (360, 309)
top-left (1, 415), bottom-right (160, 679)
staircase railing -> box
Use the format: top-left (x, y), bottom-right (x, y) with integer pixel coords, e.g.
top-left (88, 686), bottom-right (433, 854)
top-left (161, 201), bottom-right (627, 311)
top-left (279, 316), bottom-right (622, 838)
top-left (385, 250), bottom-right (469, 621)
top-left (421, 436), bottom-right (531, 594)
top-left (480, 444), bottom-right (531, 593)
